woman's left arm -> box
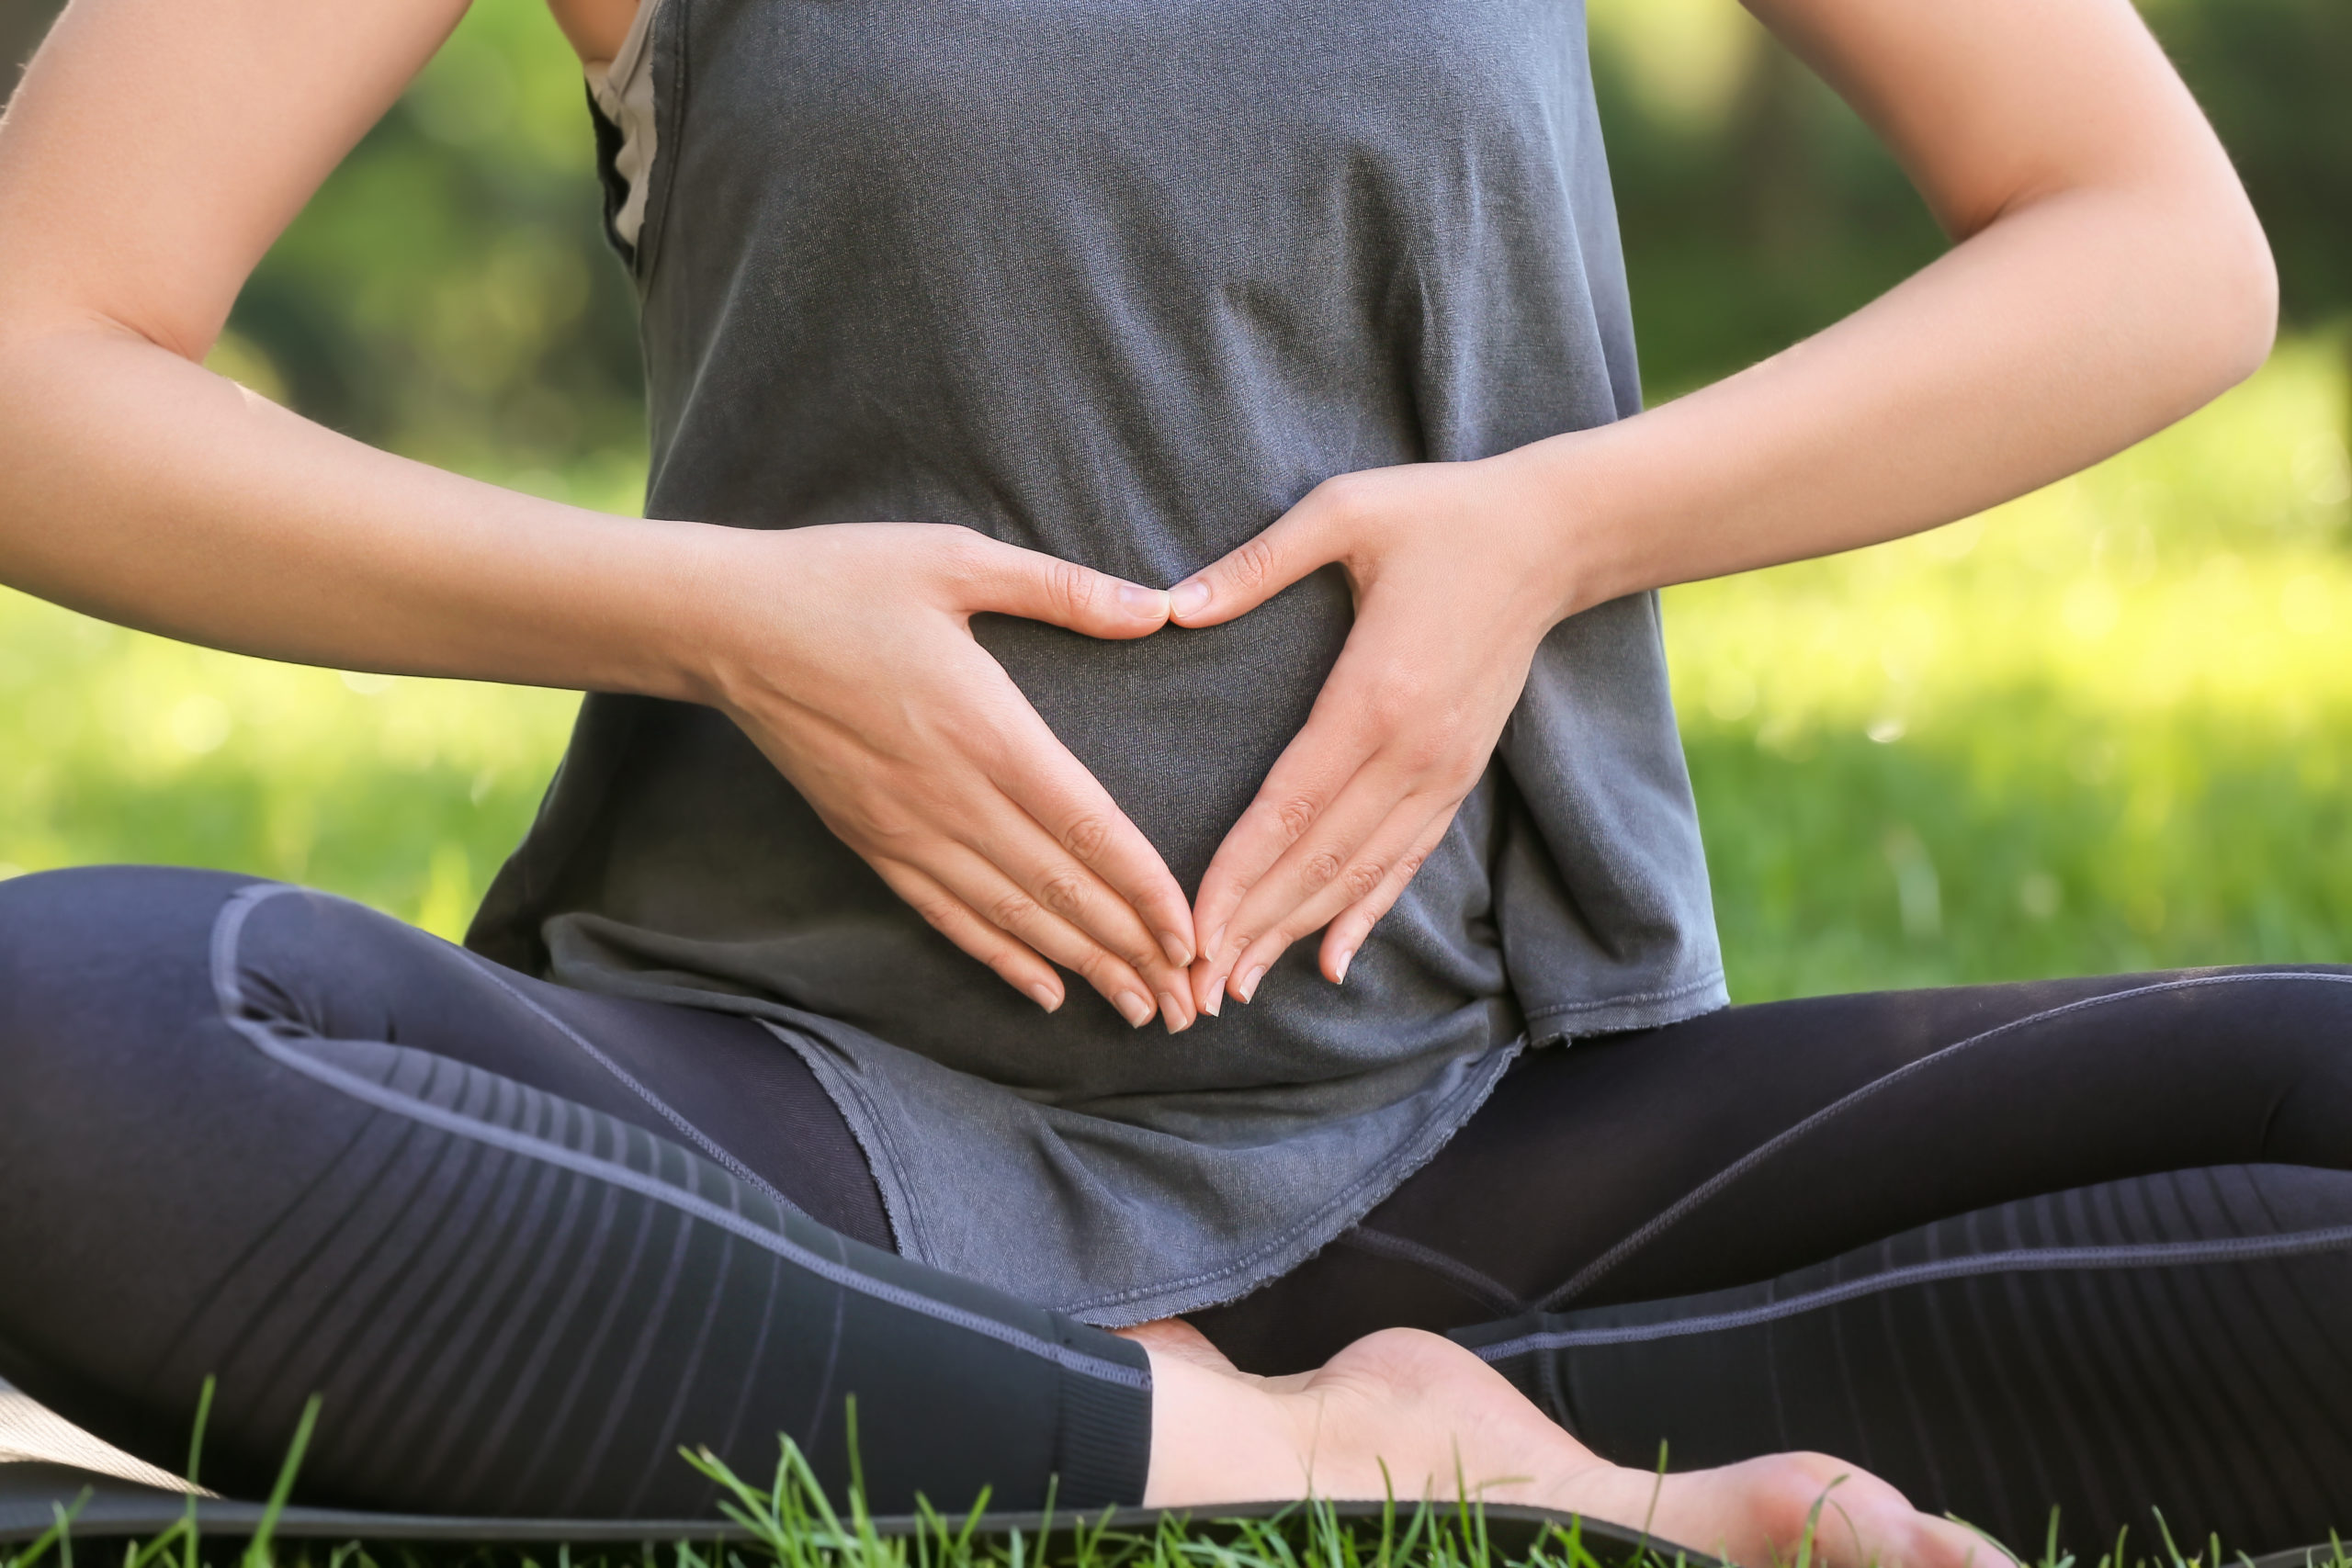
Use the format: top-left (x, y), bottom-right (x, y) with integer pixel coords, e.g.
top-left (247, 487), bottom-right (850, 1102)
top-left (1174, 0), bottom-right (2275, 1013)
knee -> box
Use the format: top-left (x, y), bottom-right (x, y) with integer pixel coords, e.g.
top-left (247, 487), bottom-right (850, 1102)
top-left (0, 865), bottom-right (267, 1067)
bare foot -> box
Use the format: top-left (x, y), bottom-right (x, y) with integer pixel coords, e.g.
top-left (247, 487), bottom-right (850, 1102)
top-left (1125, 1322), bottom-right (2007, 1568)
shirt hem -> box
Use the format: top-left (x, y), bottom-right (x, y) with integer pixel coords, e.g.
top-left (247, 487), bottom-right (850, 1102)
top-left (755, 1019), bottom-right (936, 1263)
top-left (760, 973), bottom-right (1730, 1330)
top-left (1054, 1034), bottom-right (1529, 1326)
top-left (1522, 969), bottom-right (1728, 1042)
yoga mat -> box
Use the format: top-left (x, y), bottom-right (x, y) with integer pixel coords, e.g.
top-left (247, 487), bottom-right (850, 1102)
top-left (0, 1378), bottom-right (1664, 1557)
top-left (9, 1379), bottom-right (2333, 1568)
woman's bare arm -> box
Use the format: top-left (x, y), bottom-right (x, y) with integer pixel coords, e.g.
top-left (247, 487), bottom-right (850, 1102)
top-left (0, 0), bottom-right (1203, 1025)
top-left (1169, 0), bottom-right (2274, 1010)
top-left (0, 0), bottom-right (686, 689)
top-left (545, 0), bottom-right (635, 70)
top-left (1536, 0), bottom-right (2277, 602)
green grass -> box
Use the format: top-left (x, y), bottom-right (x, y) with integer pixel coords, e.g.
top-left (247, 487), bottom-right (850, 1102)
top-left (3, 339), bottom-right (2346, 987)
top-left (1665, 334), bottom-right (2352, 996)
top-left (8, 1417), bottom-right (2346, 1568)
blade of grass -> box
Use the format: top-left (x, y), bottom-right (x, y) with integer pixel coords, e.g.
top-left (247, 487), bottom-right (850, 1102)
top-left (238, 1396), bottom-right (321, 1568)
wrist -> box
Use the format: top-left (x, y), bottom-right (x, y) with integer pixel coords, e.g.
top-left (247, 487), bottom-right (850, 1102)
top-left (593, 515), bottom-right (775, 711)
top-left (1478, 434), bottom-right (1626, 625)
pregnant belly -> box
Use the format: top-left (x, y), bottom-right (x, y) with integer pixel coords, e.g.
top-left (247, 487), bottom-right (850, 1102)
top-left (972, 565), bottom-right (1352, 891)
top-left (542, 561), bottom-right (1516, 1096)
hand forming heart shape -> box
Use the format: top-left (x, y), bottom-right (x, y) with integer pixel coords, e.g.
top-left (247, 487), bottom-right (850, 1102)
top-left (710, 452), bottom-right (1577, 1036)
top-left (1166, 452), bottom-right (1583, 1017)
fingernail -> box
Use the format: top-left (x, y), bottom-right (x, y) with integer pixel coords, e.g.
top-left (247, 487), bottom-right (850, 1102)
top-left (1158, 992), bottom-right (1189, 1033)
top-left (1159, 930), bottom-right (1194, 968)
top-left (1235, 964), bottom-right (1267, 1003)
top-left (1119, 583), bottom-right (1169, 618)
top-left (1201, 986), bottom-right (1223, 1018)
top-left (1170, 581), bottom-right (1212, 618)
top-left (1332, 949), bottom-right (1353, 984)
top-left (1206, 924), bottom-right (1228, 960)
top-left (1114, 990), bottom-right (1154, 1028)
top-left (1025, 982), bottom-right (1062, 1012)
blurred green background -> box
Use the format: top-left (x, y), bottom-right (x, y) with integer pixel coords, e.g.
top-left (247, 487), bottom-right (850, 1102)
top-left (1, 0), bottom-right (2346, 998)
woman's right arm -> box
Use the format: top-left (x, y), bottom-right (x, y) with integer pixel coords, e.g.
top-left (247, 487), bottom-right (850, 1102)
top-left (0, 0), bottom-right (1200, 1028)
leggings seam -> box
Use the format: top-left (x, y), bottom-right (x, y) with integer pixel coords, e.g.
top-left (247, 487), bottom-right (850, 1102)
top-left (207, 882), bottom-right (1148, 1393)
top-left (1538, 971), bottom-right (2352, 1309)
top-left (1335, 1227), bottom-right (1524, 1314)
top-left (1479, 1220), bottom-right (2352, 1359)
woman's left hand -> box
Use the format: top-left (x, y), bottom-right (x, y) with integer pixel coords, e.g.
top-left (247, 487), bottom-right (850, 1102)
top-left (1169, 453), bottom-right (1580, 1013)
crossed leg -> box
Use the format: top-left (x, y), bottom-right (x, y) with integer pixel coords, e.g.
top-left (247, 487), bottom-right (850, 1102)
top-left (1196, 969), bottom-right (2352, 1553)
top-left (0, 865), bottom-right (1988, 1566)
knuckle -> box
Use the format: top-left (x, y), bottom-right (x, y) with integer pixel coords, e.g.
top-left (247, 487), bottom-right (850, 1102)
top-left (1229, 535), bottom-right (1281, 594)
top-left (1367, 673), bottom-right (1432, 729)
top-left (1341, 856), bottom-right (1387, 901)
top-left (1272, 793), bottom-right (1321, 842)
top-left (934, 529), bottom-right (994, 586)
top-left (1035, 869), bottom-right (1091, 919)
top-left (1397, 728), bottom-right (1453, 773)
top-left (1298, 849), bottom-right (1344, 895)
top-left (1315, 473), bottom-right (1375, 528)
top-left (1060, 812), bottom-right (1113, 863)
top-left (988, 888), bottom-right (1041, 931)
top-left (860, 809), bottom-right (924, 850)
top-left (1048, 558), bottom-right (1098, 619)
top-left (908, 896), bottom-right (965, 935)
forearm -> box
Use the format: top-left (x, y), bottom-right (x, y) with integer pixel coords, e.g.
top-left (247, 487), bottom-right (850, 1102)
top-left (1510, 0), bottom-right (2277, 616)
top-left (1530, 175), bottom-right (2275, 615)
top-left (0, 315), bottom-right (724, 700)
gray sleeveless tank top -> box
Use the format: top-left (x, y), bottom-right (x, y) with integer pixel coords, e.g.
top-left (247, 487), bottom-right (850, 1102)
top-left (472, 0), bottom-right (1726, 1325)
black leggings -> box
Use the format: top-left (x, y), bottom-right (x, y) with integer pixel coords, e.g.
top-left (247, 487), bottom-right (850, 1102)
top-left (4, 867), bottom-right (2350, 1551)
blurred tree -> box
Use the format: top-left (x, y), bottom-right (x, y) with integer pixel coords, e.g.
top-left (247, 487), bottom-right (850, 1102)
top-left (222, 2), bottom-right (647, 505)
top-left (4, 0), bottom-right (644, 507)
top-left (2144, 0), bottom-right (2352, 327)
top-left (6, 0), bottom-right (2347, 476)
top-left (2, 0), bottom-right (64, 95)
top-left (1589, 1), bottom-right (1951, 394)
top-left (1589, 0), bottom-right (2352, 395)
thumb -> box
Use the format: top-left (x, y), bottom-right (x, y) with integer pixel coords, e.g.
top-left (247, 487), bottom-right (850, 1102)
top-left (1166, 504), bottom-right (1332, 629)
top-left (956, 535), bottom-right (1171, 640)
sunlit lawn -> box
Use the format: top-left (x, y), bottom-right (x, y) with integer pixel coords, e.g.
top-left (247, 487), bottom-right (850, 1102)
top-left (2, 339), bottom-right (2346, 998)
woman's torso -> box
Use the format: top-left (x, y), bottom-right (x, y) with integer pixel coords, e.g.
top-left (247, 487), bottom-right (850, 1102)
top-left (472, 0), bottom-right (1725, 1321)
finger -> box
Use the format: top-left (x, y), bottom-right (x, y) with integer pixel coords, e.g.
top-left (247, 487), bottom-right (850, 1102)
top-left (1316, 809), bottom-right (1455, 982)
top-left (1166, 488), bottom-right (1341, 628)
top-left (932, 839), bottom-right (1195, 1032)
top-left (1193, 770), bottom-right (1401, 1008)
top-left (948, 530), bottom-right (1171, 640)
top-left (1187, 626), bottom-right (1434, 969)
top-left (1205, 781), bottom-right (1458, 1008)
top-left (984, 707), bottom-right (1200, 969)
top-left (1187, 729), bottom-right (1368, 982)
top-left (871, 860), bottom-right (1067, 1014)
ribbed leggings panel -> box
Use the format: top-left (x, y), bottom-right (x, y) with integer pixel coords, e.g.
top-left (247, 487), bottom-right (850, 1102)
top-left (0, 870), bottom-right (1149, 1517)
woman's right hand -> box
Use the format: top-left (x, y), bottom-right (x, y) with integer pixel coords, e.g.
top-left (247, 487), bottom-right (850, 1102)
top-left (688, 521), bottom-right (1200, 1031)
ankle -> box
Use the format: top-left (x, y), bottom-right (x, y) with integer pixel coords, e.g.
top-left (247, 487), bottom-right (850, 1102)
top-left (1138, 1346), bottom-right (1312, 1506)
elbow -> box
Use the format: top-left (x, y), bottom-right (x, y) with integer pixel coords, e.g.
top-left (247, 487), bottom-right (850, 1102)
top-left (2180, 187), bottom-right (2278, 400)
